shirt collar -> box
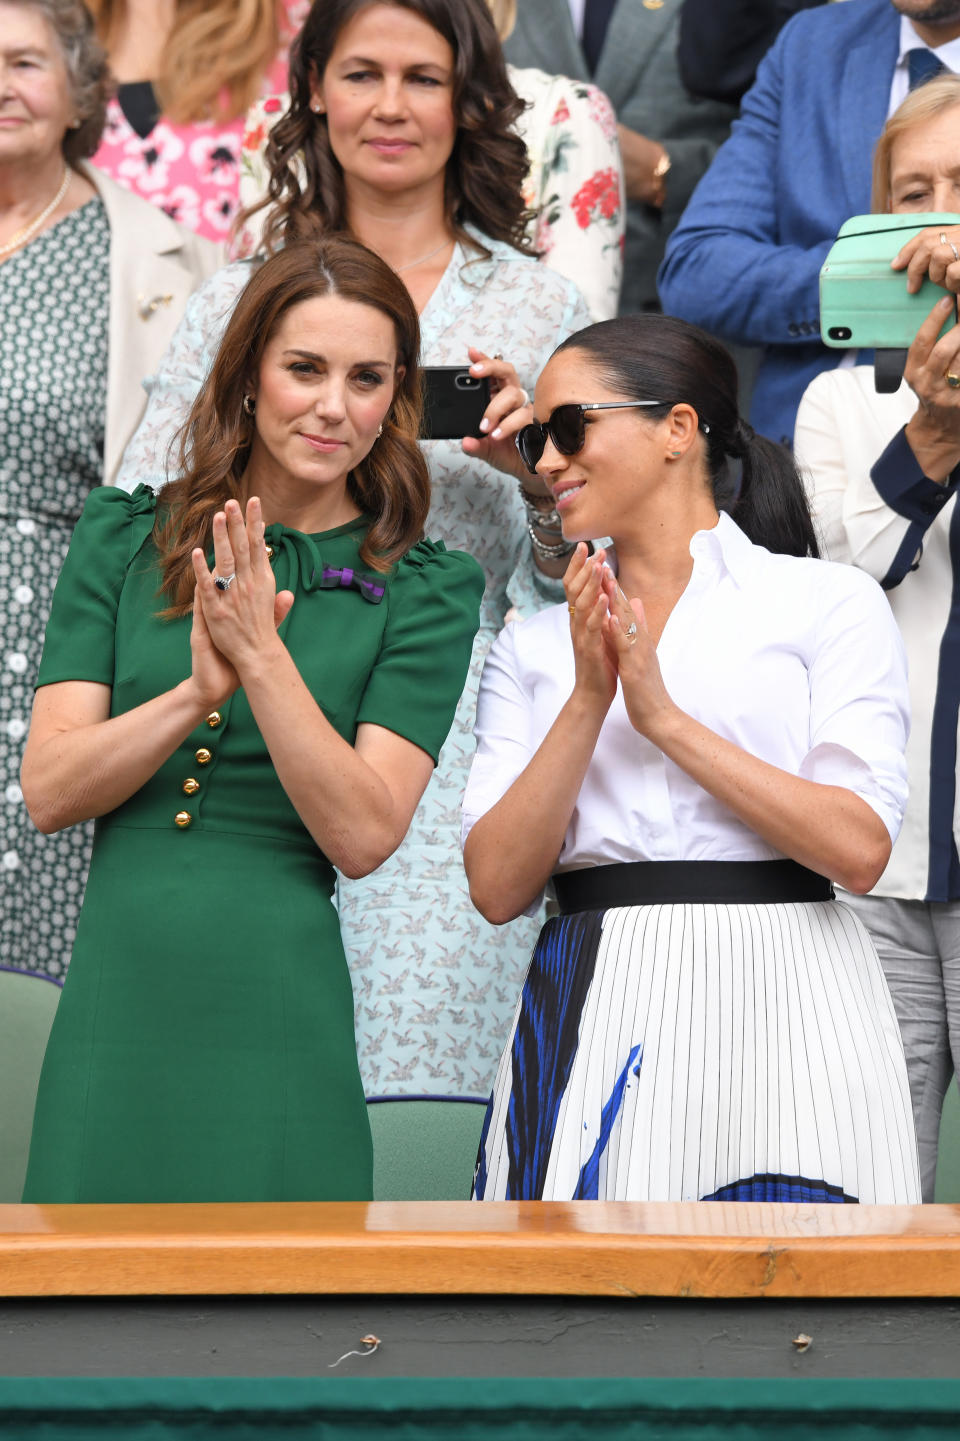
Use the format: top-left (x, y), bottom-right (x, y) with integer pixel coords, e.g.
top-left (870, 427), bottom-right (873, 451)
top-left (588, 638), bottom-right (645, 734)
top-left (688, 510), bottom-right (758, 588)
top-left (896, 15), bottom-right (960, 72)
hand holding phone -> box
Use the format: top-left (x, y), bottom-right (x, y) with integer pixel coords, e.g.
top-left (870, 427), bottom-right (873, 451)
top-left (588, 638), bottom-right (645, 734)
top-left (457, 347), bottom-right (533, 480)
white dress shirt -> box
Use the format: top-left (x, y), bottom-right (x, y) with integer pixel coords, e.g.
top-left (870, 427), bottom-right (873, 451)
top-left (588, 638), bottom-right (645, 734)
top-left (462, 513), bottom-right (909, 895)
top-left (888, 16), bottom-right (960, 118)
top-left (567, 0), bottom-right (586, 38)
top-left (795, 364), bottom-right (960, 902)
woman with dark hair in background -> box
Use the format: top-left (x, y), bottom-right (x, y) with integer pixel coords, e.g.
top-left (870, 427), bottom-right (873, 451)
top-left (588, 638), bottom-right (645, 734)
top-left (20, 237), bottom-right (483, 1203)
top-left (116, 0), bottom-right (591, 1185)
top-left (464, 315), bottom-right (920, 1204)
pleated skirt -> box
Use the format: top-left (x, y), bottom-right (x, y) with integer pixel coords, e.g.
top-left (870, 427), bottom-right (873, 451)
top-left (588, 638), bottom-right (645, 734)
top-left (473, 900), bottom-right (921, 1203)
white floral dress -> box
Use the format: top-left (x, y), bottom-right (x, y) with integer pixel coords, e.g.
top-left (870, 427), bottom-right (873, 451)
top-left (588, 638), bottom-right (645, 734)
top-left (115, 233), bottom-right (592, 1099)
top-left (234, 65), bottom-right (624, 321)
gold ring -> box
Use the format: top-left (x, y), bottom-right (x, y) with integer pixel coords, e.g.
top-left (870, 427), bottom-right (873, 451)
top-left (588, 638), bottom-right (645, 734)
top-left (946, 371), bottom-right (960, 389)
top-left (568, 603), bottom-right (576, 618)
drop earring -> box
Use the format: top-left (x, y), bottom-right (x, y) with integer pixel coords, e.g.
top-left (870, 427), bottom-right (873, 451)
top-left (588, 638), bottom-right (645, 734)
top-left (377, 423), bottom-right (383, 437)
top-left (242, 394), bottom-right (255, 416)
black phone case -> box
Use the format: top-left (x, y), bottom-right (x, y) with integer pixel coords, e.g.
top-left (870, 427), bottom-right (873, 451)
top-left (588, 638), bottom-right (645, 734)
top-left (420, 367), bottom-right (491, 440)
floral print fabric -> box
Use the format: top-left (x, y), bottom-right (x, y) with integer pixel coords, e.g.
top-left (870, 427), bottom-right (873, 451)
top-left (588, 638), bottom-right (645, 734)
top-left (234, 64), bottom-right (624, 320)
top-left (90, 0), bottom-right (309, 244)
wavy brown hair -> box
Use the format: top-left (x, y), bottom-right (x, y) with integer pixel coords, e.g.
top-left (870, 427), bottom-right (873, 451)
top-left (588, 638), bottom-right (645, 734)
top-left (155, 236), bottom-right (429, 616)
top-left (248, 0), bottom-right (535, 259)
top-left (88, 0), bottom-right (278, 123)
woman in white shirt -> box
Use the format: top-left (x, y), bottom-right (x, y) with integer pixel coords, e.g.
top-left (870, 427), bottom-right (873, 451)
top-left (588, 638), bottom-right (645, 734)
top-left (463, 313), bottom-right (921, 1204)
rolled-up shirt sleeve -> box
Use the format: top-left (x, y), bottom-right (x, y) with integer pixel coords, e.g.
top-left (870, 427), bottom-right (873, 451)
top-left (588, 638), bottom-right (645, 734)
top-left (799, 563), bottom-right (910, 844)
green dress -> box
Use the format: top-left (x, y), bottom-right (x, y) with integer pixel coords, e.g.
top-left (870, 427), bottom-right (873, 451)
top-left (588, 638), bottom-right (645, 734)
top-left (21, 485), bottom-right (484, 1203)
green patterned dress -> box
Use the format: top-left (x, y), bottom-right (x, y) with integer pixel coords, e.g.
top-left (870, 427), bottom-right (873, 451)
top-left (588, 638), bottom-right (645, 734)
top-left (22, 486), bottom-right (483, 1203)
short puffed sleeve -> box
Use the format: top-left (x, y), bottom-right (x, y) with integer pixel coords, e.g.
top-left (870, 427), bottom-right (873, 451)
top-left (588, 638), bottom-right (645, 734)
top-left (36, 484), bottom-right (158, 688)
top-left (355, 538), bottom-right (484, 762)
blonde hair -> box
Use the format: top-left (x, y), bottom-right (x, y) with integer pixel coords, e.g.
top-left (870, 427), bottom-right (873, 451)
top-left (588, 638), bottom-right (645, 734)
top-left (88, 0), bottom-right (279, 124)
top-left (485, 0), bottom-right (515, 40)
top-left (873, 72), bottom-right (960, 211)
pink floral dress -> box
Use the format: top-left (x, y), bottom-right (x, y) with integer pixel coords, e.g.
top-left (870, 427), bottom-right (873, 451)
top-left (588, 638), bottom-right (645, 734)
top-left (90, 0), bottom-right (309, 245)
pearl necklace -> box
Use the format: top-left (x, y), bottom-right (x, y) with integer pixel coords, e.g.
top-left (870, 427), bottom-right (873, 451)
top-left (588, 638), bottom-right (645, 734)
top-left (395, 238), bottom-right (452, 274)
top-left (0, 168), bottom-right (70, 259)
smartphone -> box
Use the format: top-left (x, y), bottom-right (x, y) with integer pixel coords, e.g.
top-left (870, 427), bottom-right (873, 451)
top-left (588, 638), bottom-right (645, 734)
top-left (420, 366), bottom-right (491, 440)
top-left (820, 211), bottom-right (960, 350)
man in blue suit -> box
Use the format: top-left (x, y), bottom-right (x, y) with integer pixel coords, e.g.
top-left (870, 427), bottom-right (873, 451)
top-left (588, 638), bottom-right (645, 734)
top-left (658, 0), bottom-right (960, 446)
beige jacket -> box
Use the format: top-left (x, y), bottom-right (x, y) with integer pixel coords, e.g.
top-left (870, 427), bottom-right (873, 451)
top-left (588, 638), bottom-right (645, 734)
top-left (79, 163), bottom-right (220, 484)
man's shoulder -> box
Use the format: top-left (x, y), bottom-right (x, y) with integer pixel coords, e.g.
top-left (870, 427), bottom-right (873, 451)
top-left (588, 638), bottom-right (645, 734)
top-left (776, 0), bottom-right (897, 56)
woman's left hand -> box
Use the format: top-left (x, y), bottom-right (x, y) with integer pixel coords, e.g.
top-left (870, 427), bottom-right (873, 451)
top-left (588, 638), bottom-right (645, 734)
top-left (600, 569), bottom-right (677, 739)
top-left (460, 346), bottom-right (532, 479)
top-left (892, 224), bottom-right (960, 295)
top-left (191, 496), bottom-right (295, 673)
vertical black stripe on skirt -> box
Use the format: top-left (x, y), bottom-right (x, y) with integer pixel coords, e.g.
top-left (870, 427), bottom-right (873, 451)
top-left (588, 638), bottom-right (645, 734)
top-left (502, 909), bottom-right (604, 1201)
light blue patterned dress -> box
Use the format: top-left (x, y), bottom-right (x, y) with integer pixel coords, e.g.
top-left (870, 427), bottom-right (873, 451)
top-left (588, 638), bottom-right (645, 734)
top-left (115, 229), bottom-right (591, 1102)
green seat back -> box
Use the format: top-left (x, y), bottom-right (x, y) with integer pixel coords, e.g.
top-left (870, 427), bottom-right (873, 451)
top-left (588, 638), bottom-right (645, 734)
top-left (935, 1082), bottom-right (960, 1202)
top-left (0, 970), bottom-right (60, 1202)
top-left (368, 1100), bottom-right (485, 1200)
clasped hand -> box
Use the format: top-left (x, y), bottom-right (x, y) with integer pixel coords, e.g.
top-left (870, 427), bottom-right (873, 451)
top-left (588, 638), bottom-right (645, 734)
top-left (188, 497), bottom-right (295, 711)
top-left (565, 544), bottom-right (674, 737)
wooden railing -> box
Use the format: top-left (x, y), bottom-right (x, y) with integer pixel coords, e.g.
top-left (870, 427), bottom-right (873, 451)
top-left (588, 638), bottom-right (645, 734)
top-left (2, 1202), bottom-right (960, 1298)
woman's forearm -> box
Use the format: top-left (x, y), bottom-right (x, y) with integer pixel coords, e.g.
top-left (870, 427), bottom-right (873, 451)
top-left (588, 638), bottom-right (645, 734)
top-left (22, 680), bottom-right (214, 833)
top-left (237, 641), bottom-right (424, 879)
top-left (463, 689), bottom-right (609, 925)
top-left (648, 705), bottom-right (891, 893)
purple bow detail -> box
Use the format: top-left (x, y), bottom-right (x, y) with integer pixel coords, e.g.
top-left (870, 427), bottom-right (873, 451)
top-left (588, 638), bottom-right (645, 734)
top-left (315, 565), bottom-right (386, 604)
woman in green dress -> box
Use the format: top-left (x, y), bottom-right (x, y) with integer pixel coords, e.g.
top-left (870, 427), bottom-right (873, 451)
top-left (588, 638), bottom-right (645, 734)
top-left (19, 236), bottom-right (484, 1204)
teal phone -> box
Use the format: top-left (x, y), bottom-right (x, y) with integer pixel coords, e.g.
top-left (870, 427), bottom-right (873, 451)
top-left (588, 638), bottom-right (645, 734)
top-left (819, 212), bottom-right (960, 349)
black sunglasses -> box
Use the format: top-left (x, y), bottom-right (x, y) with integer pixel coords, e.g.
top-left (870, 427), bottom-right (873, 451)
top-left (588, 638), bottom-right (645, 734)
top-left (515, 400), bottom-right (665, 475)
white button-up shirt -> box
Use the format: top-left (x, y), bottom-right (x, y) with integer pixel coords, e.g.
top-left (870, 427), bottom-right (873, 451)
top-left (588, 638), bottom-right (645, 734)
top-left (462, 513), bottom-right (909, 892)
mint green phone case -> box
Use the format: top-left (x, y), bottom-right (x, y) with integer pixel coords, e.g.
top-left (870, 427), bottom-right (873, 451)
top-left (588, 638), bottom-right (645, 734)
top-left (819, 212), bottom-right (960, 348)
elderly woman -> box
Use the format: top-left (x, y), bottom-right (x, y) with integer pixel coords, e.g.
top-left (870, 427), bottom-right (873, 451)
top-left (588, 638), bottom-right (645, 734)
top-left (795, 74), bottom-right (960, 1202)
top-left (115, 0), bottom-right (593, 1179)
top-left (0, 0), bottom-right (215, 984)
top-left (20, 237), bottom-right (483, 1202)
top-left (465, 314), bottom-right (919, 1204)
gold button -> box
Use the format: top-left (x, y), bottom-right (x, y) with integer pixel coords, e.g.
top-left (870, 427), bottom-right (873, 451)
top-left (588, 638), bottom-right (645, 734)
top-left (206, 711), bottom-right (222, 728)
top-left (182, 778), bottom-right (200, 796)
top-left (174, 811), bottom-right (192, 829)
top-left (265, 544), bottom-right (275, 560)
top-left (195, 747), bottom-right (212, 766)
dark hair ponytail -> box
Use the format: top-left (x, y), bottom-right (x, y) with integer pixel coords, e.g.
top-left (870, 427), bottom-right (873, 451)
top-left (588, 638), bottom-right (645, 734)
top-left (554, 316), bottom-right (819, 559)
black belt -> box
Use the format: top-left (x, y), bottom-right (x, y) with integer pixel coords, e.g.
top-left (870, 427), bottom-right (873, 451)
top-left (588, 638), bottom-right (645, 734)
top-left (552, 859), bottom-right (834, 914)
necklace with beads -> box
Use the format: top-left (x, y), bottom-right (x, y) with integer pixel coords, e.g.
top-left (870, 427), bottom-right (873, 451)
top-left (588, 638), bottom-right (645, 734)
top-left (394, 238), bottom-right (453, 274)
top-left (0, 168), bottom-right (70, 259)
